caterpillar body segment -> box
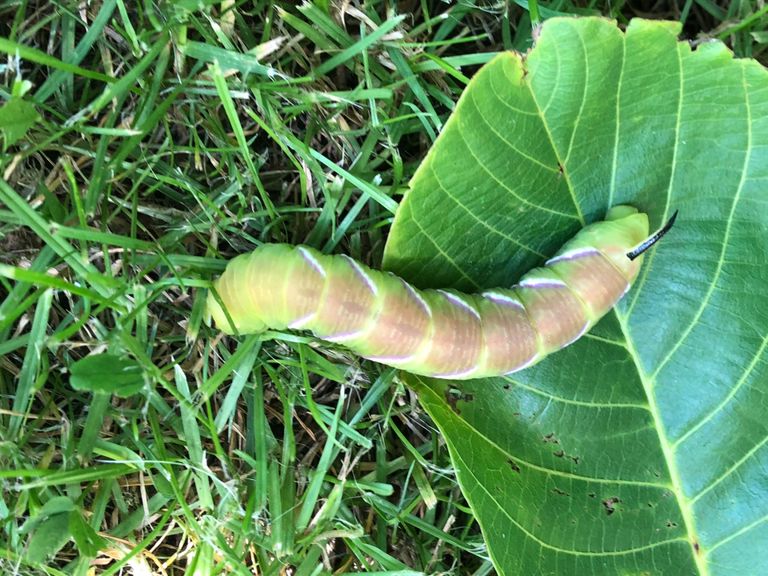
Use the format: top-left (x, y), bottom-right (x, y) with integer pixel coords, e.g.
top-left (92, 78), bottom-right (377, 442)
top-left (207, 206), bottom-right (651, 379)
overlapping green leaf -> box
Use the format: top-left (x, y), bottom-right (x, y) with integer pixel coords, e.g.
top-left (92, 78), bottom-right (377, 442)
top-left (383, 17), bottom-right (768, 575)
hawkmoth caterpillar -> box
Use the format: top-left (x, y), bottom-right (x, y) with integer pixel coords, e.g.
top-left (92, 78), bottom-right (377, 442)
top-left (207, 205), bottom-right (676, 379)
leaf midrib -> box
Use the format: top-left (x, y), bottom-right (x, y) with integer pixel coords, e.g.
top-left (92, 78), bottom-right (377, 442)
top-left (524, 23), bottom-right (706, 574)
top-left (614, 308), bottom-right (708, 576)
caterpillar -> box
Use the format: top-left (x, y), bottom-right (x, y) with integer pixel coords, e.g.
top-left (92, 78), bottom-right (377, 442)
top-left (206, 205), bottom-right (676, 380)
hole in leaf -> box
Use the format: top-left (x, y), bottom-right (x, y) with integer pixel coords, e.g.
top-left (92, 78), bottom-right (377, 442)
top-left (602, 497), bottom-right (621, 516)
top-left (542, 433), bottom-right (559, 444)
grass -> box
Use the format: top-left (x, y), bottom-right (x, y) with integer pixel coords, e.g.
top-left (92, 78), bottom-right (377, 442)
top-left (0, 1), bottom-right (766, 574)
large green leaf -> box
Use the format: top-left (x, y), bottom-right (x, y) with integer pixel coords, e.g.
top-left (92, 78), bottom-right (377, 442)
top-left (382, 17), bottom-right (768, 576)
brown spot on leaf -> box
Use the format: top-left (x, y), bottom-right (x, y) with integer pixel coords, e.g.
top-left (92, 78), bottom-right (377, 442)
top-left (552, 487), bottom-right (569, 496)
top-left (602, 497), bottom-right (621, 516)
top-left (508, 459), bottom-right (521, 473)
top-left (444, 388), bottom-right (474, 414)
top-left (543, 433), bottom-right (559, 444)
top-left (444, 387), bottom-right (461, 413)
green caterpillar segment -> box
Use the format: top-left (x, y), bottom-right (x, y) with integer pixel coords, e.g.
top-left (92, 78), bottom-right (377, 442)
top-left (207, 206), bottom-right (652, 379)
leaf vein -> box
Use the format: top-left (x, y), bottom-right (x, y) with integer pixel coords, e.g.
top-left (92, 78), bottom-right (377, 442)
top-left (452, 447), bottom-right (686, 558)
top-left (418, 378), bottom-right (670, 488)
top-left (562, 26), bottom-right (590, 166)
top-left (607, 32), bottom-right (626, 209)
top-left (690, 431), bottom-right (768, 505)
top-left (468, 86), bottom-right (563, 175)
top-left (673, 331), bottom-right (768, 449)
top-left (502, 375), bottom-right (650, 410)
top-left (650, 64), bottom-right (753, 379)
top-left (626, 43), bottom-right (684, 317)
top-left (406, 203), bottom-right (482, 290)
top-left (706, 512), bottom-right (768, 556)
top-left (614, 305), bottom-right (705, 573)
top-left (526, 49), bottom-right (585, 225)
top-left (427, 164), bottom-right (552, 259)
